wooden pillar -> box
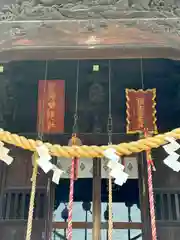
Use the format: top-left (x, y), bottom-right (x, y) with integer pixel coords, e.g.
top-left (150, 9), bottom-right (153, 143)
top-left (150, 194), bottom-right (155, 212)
top-left (0, 163), bottom-right (7, 218)
top-left (138, 152), bottom-right (151, 240)
top-left (44, 178), bottom-right (51, 240)
top-left (92, 157), bottom-right (101, 240)
top-left (45, 157), bottom-right (56, 240)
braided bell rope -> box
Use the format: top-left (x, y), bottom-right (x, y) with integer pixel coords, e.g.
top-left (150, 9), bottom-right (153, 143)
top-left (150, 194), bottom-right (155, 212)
top-left (147, 152), bottom-right (157, 240)
top-left (108, 175), bottom-right (113, 240)
top-left (67, 157), bottom-right (75, 240)
top-left (143, 129), bottom-right (157, 240)
top-left (25, 153), bottom-right (38, 240)
top-left (67, 135), bottom-right (79, 240)
top-left (0, 128), bottom-right (180, 157)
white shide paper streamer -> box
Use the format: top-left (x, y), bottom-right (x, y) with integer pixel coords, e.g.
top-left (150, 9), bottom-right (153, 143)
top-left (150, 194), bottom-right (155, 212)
top-left (163, 137), bottom-right (180, 172)
top-left (36, 145), bottom-right (64, 184)
top-left (0, 141), bottom-right (13, 165)
top-left (103, 148), bottom-right (129, 186)
top-left (52, 165), bottom-right (64, 184)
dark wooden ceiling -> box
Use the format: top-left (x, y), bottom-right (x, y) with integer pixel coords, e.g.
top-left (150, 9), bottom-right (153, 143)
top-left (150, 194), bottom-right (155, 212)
top-left (0, 2), bottom-right (180, 137)
top-left (1, 58), bottom-right (179, 136)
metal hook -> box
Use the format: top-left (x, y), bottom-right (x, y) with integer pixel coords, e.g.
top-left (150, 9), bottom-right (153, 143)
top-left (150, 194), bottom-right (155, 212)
top-left (107, 60), bottom-right (113, 144)
top-left (72, 60), bottom-right (80, 135)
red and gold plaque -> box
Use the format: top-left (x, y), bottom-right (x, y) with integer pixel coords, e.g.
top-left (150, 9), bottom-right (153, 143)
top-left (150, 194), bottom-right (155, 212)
top-left (126, 89), bottom-right (157, 134)
top-left (37, 80), bottom-right (65, 133)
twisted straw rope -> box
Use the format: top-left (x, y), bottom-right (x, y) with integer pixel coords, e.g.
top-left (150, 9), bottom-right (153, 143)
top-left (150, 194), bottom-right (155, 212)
top-left (25, 153), bottom-right (38, 240)
top-left (0, 128), bottom-right (180, 157)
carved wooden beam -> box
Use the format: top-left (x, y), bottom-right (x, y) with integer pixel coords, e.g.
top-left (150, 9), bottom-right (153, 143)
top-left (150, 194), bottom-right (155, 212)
top-left (18, 132), bottom-right (138, 145)
top-left (1, 47), bottom-right (180, 62)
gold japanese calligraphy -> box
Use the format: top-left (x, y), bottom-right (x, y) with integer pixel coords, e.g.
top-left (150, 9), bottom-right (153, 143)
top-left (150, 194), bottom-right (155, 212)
top-left (37, 80), bottom-right (65, 133)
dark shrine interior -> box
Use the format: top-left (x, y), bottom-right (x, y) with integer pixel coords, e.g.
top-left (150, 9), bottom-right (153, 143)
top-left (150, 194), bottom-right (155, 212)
top-left (2, 58), bottom-right (180, 207)
top-left (3, 58), bottom-right (180, 134)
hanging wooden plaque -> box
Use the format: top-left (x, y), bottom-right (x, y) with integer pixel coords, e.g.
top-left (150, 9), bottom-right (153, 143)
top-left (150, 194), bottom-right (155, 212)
top-left (126, 89), bottom-right (157, 134)
top-left (37, 80), bottom-right (65, 133)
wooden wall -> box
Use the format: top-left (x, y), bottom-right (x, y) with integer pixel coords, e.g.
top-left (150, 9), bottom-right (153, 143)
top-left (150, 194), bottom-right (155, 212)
top-left (0, 147), bottom-right (48, 240)
top-left (153, 148), bottom-right (180, 240)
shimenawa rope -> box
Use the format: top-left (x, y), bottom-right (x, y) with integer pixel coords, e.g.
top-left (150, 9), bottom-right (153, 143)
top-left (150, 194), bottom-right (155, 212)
top-left (0, 128), bottom-right (180, 158)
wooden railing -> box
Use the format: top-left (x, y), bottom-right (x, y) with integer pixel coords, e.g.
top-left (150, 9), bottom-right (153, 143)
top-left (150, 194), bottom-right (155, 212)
top-left (53, 221), bottom-right (142, 229)
top-left (154, 188), bottom-right (180, 223)
top-left (52, 222), bottom-right (142, 240)
top-left (1, 187), bottom-right (180, 238)
top-left (0, 187), bottom-right (46, 220)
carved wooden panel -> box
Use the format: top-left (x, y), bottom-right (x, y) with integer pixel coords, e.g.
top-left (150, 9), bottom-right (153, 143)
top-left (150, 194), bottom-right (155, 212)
top-left (157, 226), bottom-right (180, 240)
top-left (0, 221), bottom-right (45, 240)
top-left (4, 147), bottom-right (47, 188)
top-left (2, 188), bottom-right (46, 220)
top-left (0, 187), bottom-right (47, 240)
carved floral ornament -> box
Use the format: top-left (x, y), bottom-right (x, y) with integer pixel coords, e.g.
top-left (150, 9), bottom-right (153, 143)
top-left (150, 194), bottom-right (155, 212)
top-left (1, 0), bottom-right (180, 21)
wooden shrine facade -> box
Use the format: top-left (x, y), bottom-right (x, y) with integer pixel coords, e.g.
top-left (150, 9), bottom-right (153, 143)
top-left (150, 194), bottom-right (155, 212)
top-left (0, 133), bottom-right (142, 240)
top-left (0, 0), bottom-right (180, 236)
top-left (0, 133), bottom-right (180, 239)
